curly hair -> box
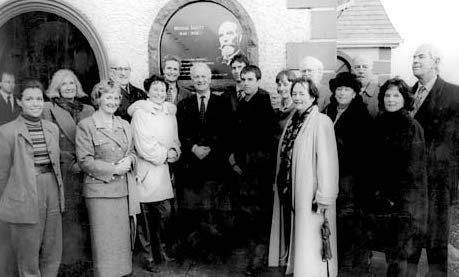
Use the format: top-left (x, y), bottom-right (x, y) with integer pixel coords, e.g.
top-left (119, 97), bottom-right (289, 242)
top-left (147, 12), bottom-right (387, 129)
top-left (46, 69), bottom-right (87, 99)
top-left (90, 79), bottom-right (121, 108)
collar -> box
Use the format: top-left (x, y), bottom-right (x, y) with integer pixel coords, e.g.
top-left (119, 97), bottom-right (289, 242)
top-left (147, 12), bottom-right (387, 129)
top-left (419, 75), bottom-right (437, 92)
top-left (361, 79), bottom-right (378, 97)
top-left (196, 90), bottom-right (211, 100)
top-left (0, 90), bottom-right (13, 102)
top-left (92, 112), bottom-right (123, 130)
top-left (244, 90), bottom-right (258, 102)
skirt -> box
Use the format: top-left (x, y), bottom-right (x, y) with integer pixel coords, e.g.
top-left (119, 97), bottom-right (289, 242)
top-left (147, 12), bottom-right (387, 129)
top-left (86, 196), bottom-right (131, 277)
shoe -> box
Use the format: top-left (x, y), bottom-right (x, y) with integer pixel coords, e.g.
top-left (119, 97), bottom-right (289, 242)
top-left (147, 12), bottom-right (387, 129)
top-left (141, 258), bottom-right (159, 273)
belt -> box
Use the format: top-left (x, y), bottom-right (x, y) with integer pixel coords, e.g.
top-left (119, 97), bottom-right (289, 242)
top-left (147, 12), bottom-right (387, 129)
top-left (35, 163), bottom-right (53, 175)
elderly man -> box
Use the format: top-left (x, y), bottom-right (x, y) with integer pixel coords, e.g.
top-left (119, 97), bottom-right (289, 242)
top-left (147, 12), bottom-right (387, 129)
top-left (176, 62), bottom-right (233, 262)
top-left (110, 57), bottom-right (146, 122)
top-left (352, 56), bottom-right (380, 117)
top-left (218, 21), bottom-right (243, 66)
top-left (408, 44), bottom-right (459, 277)
top-left (162, 55), bottom-right (192, 105)
top-left (299, 56), bottom-right (332, 111)
top-left (0, 70), bottom-right (21, 125)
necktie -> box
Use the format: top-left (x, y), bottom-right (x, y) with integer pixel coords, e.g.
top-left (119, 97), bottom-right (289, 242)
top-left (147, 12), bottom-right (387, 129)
top-left (413, 85), bottom-right (427, 115)
top-left (166, 87), bottom-right (173, 103)
top-left (6, 95), bottom-right (12, 113)
top-left (237, 89), bottom-right (245, 101)
top-left (199, 95), bottom-right (206, 123)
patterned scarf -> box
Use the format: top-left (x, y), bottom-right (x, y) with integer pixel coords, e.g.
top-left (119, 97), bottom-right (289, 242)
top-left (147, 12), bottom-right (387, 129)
top-left (53, 97), bottom-right (83, 120)
top-left (277, 106), bottom-right (312, 210)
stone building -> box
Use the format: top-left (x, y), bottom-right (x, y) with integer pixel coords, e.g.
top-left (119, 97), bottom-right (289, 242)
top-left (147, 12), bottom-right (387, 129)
top-left (0, 0), bottom-right (400, 94)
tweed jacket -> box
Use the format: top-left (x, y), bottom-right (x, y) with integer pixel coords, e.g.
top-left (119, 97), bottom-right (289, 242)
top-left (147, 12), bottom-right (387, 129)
top-left (76, 113), bottom-right (136, 199)
top-left (0, 116), bottom-right (65, 223)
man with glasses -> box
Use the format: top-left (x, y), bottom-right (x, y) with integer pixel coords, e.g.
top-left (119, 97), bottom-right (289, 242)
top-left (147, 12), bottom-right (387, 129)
top-left (110, 57), bottom-right (146, 122)
top-left (352, 56), bottom-right (380, 117)
top-left (299, 56), bottom-right (331, 111)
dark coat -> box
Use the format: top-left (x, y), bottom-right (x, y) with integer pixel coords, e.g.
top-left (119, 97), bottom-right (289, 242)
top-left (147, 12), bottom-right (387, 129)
top-left (0, 94), bottom-right (21, 126)
top-left (115, 83), bottom-right (146, 122)
top-left (413, 76), bottom-right (459, 249)
top-left (324, 96), bottom-right (373, 211)
top-left (176, 92), bottom-right (233, 186)
top-left (372, 110), bottom-right (427, 232)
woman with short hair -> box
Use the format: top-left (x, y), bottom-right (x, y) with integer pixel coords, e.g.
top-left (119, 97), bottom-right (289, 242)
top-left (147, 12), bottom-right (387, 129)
top-left (0, 80), bottom-right (65, 277)
top-left (269, 77), bottom-right (339, 276)
top-left (76, 79), bottom-right (139, 277)
top-left (127, 75), bottom-right (180, 271)
top-left (42, 69), bottom-right (94, 270)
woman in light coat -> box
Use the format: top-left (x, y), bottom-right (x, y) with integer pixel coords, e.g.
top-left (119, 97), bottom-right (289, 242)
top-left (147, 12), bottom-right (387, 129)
top-left (42, 69), bottom-right (94, 270)
top-left (76, 79), bottom-right (139, 277)
top-left (128, 75), bottom-right (180, 269)
top-left (269, 77), bottom-right (339, 276)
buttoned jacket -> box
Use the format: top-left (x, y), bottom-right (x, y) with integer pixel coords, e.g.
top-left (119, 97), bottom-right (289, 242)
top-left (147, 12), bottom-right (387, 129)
top-left (76, 113), bottom-right (136, 198)
top-left (0, 116), bottom-right (64, 223)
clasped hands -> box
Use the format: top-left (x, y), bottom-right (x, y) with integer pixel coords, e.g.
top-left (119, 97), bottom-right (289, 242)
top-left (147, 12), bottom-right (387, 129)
top-left (192, 145), bottom-right (211, 160)
top-left (114, 156), bottom-right (132, 175)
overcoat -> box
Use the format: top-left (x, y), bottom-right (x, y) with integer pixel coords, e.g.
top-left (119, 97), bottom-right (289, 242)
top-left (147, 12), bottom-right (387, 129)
top-left (0, 116), bottom-right (64, 223)
top-left (269, 106), bottom-right (339, 276)
top-left (128, 100), bottom-right (180, 203)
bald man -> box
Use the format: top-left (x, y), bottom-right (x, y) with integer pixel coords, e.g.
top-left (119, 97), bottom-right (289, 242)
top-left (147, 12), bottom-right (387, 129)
top-left (299, 56), bottom-right (332, 111)
top-left (407, 44), bottom-right (459, 277)
top-left (109, 57), bottom-right (146, 122)
top-left (352, 56), bottom-right (380, 117)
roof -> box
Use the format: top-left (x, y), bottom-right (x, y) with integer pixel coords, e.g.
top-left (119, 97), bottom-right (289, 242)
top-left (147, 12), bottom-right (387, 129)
top-left (337, 0), bottom-right (402, 48)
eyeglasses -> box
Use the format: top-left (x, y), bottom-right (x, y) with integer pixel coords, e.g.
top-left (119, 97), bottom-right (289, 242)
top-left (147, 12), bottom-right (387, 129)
top-left (111, 67), bottom-right (131, 72)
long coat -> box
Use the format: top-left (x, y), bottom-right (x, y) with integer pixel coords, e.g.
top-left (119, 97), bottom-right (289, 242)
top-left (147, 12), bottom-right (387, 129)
top-left (269, 106), bottom-right (339, 276)
top-left (42, 100), bottom-right (94, 265)
top-left (372, 110), bottom-right (428, 245)
top-left (0, 116), bottom-right (64, 223)
top-left (128, 100), bottom-right (180, 203)
top-left (412, 76), bottom-right (459, 250)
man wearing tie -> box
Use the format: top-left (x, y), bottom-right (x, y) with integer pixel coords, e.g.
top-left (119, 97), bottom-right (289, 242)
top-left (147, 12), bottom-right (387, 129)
top-left (224, 54), bottom-right (250, 113)
top-left (408, 44), bottom-right (459, 277)
top-left (0, 71), bottom-right (20, 126)
top-left (176, 62), bottom-right (233, 262)
top-left (162, 55), bottom-right (192, 105)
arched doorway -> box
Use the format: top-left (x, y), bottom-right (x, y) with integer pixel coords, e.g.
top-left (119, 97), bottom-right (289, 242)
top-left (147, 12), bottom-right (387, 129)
top-left (0, 11), bottom-right (99, 95)
top-left (0, 0), bottom-right (109, 96)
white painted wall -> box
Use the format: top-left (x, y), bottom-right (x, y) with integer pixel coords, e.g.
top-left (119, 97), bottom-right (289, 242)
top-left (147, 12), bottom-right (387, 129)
top-left (0, 0), bottom-right (311, 92)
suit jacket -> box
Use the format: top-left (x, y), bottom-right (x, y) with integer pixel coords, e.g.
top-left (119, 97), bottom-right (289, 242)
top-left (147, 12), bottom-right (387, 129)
top-left (176, 91), bottom-right (232, 182)
top-left (76, 113), bottom-right (135, 198)
top-left (0, 94), bottom-right (21, 126)
top-left (115, 83), bottom-right (147, 122)
top-left (174, 83), bottom-right (193, 106)
top-left (0, 116), bottom-right (64, 223)
top-left (361, 80), bottom-right (380, 118)
top-left (413, 76), bottom-right (459, 205)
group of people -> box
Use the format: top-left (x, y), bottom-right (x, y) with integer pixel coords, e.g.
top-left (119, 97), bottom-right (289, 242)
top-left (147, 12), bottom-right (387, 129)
top-left (0, 42), bottom-right (457, 277)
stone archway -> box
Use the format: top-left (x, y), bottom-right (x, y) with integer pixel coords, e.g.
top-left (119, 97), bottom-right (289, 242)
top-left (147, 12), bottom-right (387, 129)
top-left (0, 0), bottom-right (109, 79)
top-left (148, 0), bottom-right (258, 77)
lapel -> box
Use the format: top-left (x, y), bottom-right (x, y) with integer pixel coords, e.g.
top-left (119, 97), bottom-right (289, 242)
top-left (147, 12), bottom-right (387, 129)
top-left (50, 104), bottom-right (76, 145)
top-left (414, 77), bottom-right (444, 119)
top-left (42, 121), bottom-right (56, 153)
top-left (92, 113), bottom-right (126, 149)
top-left (16, 116), bottom-right (33, 145)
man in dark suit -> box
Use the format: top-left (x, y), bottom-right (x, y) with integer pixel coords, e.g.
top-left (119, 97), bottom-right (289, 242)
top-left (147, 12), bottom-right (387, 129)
top-left (0, 71), bottom-right (21, 126)
top-left (224, 54), bottom-right (250, 113)
top-left (231, 65), bottom-right (277, 275)
top-left (176, 62), bottom-right (233, 262)
top-left (161, 55), bottom-right (192, 105)
top-left (408, 44), bottom-right (459, 277)
top-left (110, 57), bottom-right (146, 122)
